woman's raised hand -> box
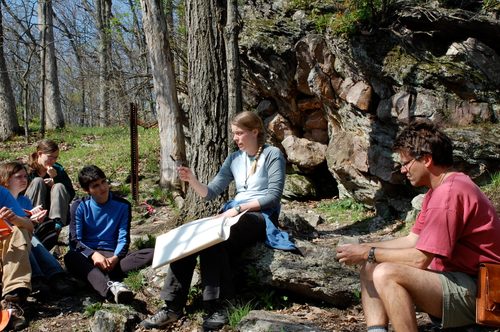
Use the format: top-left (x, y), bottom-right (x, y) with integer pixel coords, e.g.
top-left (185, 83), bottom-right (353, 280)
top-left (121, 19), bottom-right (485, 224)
top-left (177, 166), bottom-right (195, 183)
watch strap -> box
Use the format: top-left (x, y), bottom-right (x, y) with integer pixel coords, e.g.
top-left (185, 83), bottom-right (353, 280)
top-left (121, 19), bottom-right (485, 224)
top-left (367, 247), bottom-right (377, 263)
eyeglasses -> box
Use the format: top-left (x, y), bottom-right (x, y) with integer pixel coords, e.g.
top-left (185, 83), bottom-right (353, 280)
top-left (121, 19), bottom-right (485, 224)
top-left (400, 158), bottom-right (416, 172)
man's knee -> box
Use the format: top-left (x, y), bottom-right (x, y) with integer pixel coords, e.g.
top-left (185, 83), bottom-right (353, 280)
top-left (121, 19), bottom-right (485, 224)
top-left (372, 263), bottom-right (401, 290)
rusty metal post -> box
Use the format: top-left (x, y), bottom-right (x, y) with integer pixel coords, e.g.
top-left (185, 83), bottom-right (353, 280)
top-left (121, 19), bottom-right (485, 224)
top-left (130, 103), bottom-right (139, 203)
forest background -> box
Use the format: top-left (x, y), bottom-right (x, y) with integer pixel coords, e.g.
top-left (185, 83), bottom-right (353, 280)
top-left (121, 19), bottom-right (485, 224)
top-left (0, 0), bottom-right (500, 330)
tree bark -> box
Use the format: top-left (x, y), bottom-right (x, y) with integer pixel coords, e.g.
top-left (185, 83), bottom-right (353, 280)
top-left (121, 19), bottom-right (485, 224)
top-left (96, 0), bottom-right (112, 127)
top-left (140, 0), bottom-right (187, 193)
top-left (183, 0), bottom-right (229, 219)
top-left (0, 2), bottom-right (20, 141)
top-left (225, 0), bottom-right (242, 123)
top-left (39, 0), bottom-right (64, 130)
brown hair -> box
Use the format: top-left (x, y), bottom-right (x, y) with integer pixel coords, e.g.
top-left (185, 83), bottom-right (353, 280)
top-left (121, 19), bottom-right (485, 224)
top-left (231, 111), bottom-right (266, 147)
top-left (0, 161), bottom-right (27, 187)
top-left (28, 139), bottom-right (59, 174)
top-left (393, 119), bottom-right (453, 167)
top-left (231, 111), bottom-right (266, 176)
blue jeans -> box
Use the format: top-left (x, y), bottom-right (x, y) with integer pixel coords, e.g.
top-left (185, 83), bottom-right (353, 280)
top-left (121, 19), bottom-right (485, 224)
top-left (29, 236), bottom-right (64, 279)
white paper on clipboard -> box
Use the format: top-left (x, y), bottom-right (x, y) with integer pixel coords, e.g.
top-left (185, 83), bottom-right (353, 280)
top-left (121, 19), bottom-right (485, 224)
top-left (152, 211), bottom-right (247, 269)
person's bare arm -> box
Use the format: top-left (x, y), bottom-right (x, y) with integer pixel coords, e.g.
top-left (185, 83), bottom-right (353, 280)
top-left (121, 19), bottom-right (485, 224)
top-left (336, 232), bottom-right (433, 269)
top-left (0, 207), bottom-right (34, 233)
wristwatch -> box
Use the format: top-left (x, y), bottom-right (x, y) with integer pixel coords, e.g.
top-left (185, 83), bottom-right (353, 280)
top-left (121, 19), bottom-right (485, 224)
top-left (367, 247), bottom-right (377, 263)
top-left (234, 205), bottom-right (241, 213)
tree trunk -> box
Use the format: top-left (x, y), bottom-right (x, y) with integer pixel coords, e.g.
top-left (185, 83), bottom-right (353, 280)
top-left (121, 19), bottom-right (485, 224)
top-left (0, 2), bottom-right (20, 141)
top-left (39, 0), bottom-right (64, 130)
top-left (53, 13), bottom-right (86, 126)
top-left (139, 0), bottom-right (187, 193)
top-left (96, 0), bottom-right (112, 127)
top-left (225, 0), bottom-right (242, 123)
top-left (182, 0), bottom-right (229, 220)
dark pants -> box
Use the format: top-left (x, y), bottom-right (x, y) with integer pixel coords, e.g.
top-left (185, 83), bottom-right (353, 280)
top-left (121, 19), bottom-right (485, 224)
top-left (160, 212), bottom-right (267, 310)
top-left (64, 248), bottom-right (154, 297)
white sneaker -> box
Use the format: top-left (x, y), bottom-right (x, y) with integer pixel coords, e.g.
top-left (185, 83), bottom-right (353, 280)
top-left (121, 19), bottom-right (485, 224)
top-left (106, 281), bottom-right (133, 304)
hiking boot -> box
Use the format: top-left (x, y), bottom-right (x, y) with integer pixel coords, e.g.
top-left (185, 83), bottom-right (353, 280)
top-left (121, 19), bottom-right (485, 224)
top-left (106, 281), bottom-right (133, 304)
top-left (1, 299), bottom-right (27, 331)
top-left (202, 304), bottom-right (229, 331)
top-left (140, 307), bottom-right (180, 329)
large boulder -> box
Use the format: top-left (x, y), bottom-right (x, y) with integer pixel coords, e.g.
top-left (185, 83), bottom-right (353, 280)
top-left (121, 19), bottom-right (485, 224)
top-left (239, 3), bottom-right (500, 215)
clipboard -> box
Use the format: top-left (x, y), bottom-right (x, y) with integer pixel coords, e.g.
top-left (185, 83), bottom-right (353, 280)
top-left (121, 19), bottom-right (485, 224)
top-left (152, 211), bottom-right (246, 269)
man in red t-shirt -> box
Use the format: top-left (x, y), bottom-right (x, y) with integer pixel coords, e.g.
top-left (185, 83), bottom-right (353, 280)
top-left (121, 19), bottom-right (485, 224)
top-left (336, 120), bottom-right (500, 332)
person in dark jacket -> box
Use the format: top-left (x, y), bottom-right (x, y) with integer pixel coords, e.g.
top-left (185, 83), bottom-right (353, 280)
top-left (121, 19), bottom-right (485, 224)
top-left (26, 139), bottom-right (75, 230)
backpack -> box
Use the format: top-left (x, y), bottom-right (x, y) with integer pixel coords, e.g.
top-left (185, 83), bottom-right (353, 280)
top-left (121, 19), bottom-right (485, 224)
top-left (34, 219), bottom-right (62, 251)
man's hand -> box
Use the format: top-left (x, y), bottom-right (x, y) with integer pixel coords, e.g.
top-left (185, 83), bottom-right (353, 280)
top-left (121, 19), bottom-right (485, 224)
top-left (336, 243), bottom-right (370, 265)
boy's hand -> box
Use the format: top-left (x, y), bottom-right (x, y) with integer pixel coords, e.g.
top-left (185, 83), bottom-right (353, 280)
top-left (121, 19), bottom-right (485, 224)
top-left (106, 256), bottom-right (119, 271)
top-left (92, 252), bottom-right (110, 271)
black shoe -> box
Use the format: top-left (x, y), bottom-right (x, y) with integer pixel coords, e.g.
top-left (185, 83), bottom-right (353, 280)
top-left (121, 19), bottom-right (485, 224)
top-left (31, 276), bottom-right (51, 297)
top-left (49, 273), bottom-right (77, 295)
top-left (140, 306), bottom-right (181, 329)
top-left (202, 302), bottom-right (229, 331)
top-left (3, 288), bottom-right (29, 304)
top-left (1, 299), bottom-right (27, 331)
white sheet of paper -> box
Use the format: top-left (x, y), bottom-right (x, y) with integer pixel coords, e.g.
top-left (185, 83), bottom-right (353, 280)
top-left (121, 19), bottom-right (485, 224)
top-left (152, 211), bottom-right (246, 269)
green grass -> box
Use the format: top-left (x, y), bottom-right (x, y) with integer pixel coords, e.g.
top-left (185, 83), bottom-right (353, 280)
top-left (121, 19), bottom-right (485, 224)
top-left (0, 126), bottom-right (160, 194)
top-left (315, 198), bottom-right (373, 223)
top-left (84, 302), bottom-right (103, 317)
top-left (1, 126), bottom-right (165, 220)
top-left (228, 301), bottom-right (254, 328)
top-left (484, 172), bottom-right (500, 213)
top-left (123, 270), bottom-right (145, 292)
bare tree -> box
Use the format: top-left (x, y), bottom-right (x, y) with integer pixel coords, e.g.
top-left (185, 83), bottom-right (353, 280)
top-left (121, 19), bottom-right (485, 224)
top-left (0, 1), bottom-right (20, 141)
top-left (182, 0), bottom-right (230, 218)
top-left (53, 12), bottom-right (86, 126)
top-left (39, 0), bottom-right (64, 130)
top-left (95, 0), bottom-right (112, 126)
top-left (139, 0), bottom-right (187, 193)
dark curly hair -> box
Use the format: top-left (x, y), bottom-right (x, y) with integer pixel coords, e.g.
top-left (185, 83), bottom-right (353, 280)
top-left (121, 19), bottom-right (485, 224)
top-left (78, 165), bottom-right (107, 191)
top-left (393, 119), bottom-right (453, 167)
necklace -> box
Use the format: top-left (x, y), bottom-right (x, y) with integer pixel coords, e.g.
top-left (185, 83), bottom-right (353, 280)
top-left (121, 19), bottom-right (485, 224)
top-left (244, 153), bottom-right (251, 190)
top-left (437, 171), bottom-right (449, 187)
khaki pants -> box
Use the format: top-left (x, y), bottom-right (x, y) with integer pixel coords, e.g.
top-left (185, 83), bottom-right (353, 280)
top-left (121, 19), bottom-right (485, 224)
top-left (0, 227), bottom-right (32, 296)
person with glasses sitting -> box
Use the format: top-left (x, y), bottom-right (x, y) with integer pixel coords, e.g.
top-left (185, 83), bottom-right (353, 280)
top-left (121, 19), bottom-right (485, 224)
top-left (336, 119), bottom-right (500, 332)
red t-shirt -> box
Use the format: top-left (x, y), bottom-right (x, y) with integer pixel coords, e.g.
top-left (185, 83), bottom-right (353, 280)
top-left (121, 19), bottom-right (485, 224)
top-left (412, 172), bottom-right (500, 276)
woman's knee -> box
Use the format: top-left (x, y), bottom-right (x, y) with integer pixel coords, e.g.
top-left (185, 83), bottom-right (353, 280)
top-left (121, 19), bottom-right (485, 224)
top-left (28, 177), bottom-right (46, 191)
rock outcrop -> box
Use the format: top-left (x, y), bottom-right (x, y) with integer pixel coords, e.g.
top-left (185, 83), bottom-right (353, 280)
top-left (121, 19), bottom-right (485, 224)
top-left (240, 2), bottom-right (500, 216)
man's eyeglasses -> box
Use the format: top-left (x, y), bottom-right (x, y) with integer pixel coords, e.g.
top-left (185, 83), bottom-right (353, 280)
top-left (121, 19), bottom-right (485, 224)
top-left (400, 158), bottom-right (416, 172)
